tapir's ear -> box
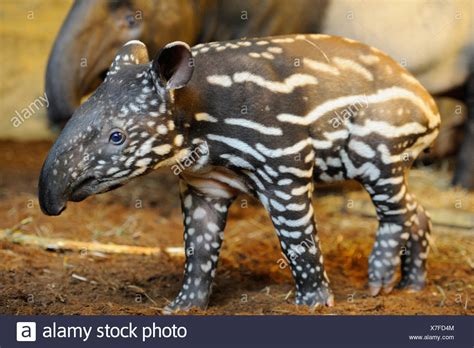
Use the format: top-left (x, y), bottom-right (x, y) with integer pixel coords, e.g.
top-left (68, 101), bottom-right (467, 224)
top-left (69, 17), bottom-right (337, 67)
top-left (151, 41), bottom-right (194, 90)
top-left (110, 40), bottom-right (149, 71)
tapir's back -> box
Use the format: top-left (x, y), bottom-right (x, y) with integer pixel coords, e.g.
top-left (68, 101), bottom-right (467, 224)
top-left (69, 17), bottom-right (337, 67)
top-left (184, 34), bottom-right (440, 153)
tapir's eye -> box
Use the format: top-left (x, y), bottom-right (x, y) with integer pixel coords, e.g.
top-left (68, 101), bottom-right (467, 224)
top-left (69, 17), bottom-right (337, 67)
top-left (109, 131), bottom-right (126, 145)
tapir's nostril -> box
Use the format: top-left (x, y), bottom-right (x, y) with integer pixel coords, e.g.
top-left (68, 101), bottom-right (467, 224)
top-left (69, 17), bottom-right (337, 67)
top-left (38, 194), bottom-right (67, 216)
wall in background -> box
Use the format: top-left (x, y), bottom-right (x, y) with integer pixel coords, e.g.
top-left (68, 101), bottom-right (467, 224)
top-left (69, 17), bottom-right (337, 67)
top-left (0, 0), bottom-right (73, 140)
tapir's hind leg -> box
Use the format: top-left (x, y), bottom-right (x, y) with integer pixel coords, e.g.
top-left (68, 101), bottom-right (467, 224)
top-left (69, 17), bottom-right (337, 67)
top-left (361, 175), bottom-right (430, 296)
top-left (398, 199), bottom-right (431, 291)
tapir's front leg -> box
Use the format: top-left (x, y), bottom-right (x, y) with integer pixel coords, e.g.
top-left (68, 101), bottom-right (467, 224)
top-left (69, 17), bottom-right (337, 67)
top-left (164, 180), bottom-right (234, 313)
top-left (257, 179), bottom-right (334, 307)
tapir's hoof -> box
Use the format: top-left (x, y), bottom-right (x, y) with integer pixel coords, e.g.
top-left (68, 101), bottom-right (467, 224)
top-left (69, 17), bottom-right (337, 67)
top-left (369, 284), bottom-right (382, 297)
top-left (296, 287), bottom-right (334, 307)
top-left (161, 306), bottom-right (180, 315)
top-left (369, 278), bottom-right (397, 297)
top-left (396, 275), bottom-right (425, 292)
top-left (162, 294), bottom-right (209, 314)
top-left (368, 262), bottom-right (398, 296)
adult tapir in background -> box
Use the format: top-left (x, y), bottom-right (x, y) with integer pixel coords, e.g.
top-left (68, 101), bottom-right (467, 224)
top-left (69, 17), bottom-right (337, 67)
top-left (320, 0), bottom-right (474, 189)
top-left (46, 0), bottom-right (473, 189)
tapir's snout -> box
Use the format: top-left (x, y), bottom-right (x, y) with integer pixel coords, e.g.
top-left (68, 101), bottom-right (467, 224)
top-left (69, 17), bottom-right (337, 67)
top-left (39, 196), bottom-right (66, 216)
top-left (37, 120), bottom-right (80, 216)
top-left (38, 148), bottom-right (69, 216)
top-left (38, 164), bottom-right (67, 216)
top-left (38, 92), bottom-right (102, 216)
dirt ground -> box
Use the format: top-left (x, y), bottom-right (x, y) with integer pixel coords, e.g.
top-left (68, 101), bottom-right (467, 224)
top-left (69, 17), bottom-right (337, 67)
top-left (0, 140), bottom-right (472, 315)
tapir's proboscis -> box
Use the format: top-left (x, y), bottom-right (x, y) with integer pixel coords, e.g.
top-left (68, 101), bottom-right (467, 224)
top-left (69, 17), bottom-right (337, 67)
top-left (39, 35), bottom-right (440, 312)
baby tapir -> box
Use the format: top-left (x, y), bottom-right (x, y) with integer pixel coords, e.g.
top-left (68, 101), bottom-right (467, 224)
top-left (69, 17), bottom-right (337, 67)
top-left (38, 34), bottom-right (440, 312)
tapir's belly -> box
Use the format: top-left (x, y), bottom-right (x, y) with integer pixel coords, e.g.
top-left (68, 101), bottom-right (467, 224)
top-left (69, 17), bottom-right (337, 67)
top-left (181, 167), bottom-right (249, 199)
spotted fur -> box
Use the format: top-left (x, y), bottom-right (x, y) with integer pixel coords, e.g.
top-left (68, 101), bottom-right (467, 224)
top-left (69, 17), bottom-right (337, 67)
top-left (39, 34), bottom-right (440, 311)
